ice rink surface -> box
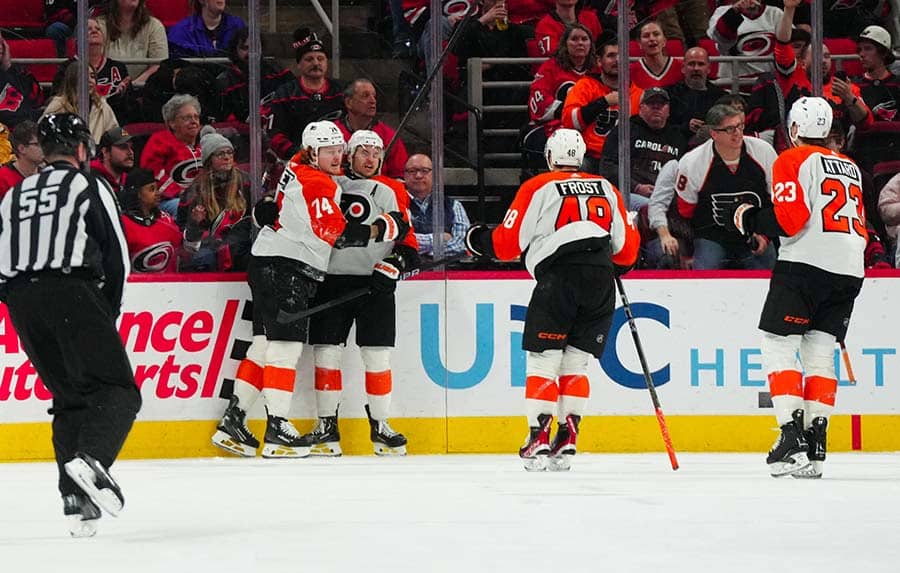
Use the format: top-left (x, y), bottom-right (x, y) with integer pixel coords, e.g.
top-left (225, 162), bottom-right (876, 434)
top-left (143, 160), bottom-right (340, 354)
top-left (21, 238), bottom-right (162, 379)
top-left (2, 453), bottom-right (899, 573)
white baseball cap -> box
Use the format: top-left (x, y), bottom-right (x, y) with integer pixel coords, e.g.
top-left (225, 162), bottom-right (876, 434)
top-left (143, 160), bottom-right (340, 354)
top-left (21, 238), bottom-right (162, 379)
top-left (858, 26), bottom-right (892, 51)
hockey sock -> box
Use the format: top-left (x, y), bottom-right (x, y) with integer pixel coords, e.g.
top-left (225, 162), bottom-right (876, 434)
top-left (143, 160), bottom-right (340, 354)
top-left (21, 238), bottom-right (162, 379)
top-left (314, 345), bottom-right (343, 417)
top-left (525, 350), bottom-right (563, 426)
top-left (800, 330), bottom-right (838, 427)
top-left (803, 376), bottom-right (836, 423)
top-left (557, 346), bottom-right (591, 419)
top-left (233, 335), bottom-right (267, 411)
top-left (361, 347), bottom-right (392, 420)
top-left (260, 341), bottom-right (303, 418)
top-left (762, 333), bottom-right (804, 426)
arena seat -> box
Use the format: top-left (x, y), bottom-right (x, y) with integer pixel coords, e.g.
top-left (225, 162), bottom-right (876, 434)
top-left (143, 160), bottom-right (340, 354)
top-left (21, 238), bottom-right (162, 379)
top-left (6, 39), bottom-right (59, 84)
top-left (851, 122), bottom-right (900, 173)
top-left (145, 0), bottom-right (193, 28)
top-left (697, 38), bottom-right (720, 79)
top-left (825, 38), bottom-right (863, 77)
top-left (0, 0), bottom-right (44, 31)
top-left (874, 160), bottom-right (900, 193)
top-left (122, 122), bottom-right (167, 163)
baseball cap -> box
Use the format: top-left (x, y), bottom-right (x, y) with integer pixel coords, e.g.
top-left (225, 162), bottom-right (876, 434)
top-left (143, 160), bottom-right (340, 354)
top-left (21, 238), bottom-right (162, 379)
top-left (99, 127), bottom-right (132, 148)
top-left (858, 25), bottom-right (892, 51)
top-left (640, 87), bottom-right (670, 104)
top-left (293, 27), bottom-right (328, 61)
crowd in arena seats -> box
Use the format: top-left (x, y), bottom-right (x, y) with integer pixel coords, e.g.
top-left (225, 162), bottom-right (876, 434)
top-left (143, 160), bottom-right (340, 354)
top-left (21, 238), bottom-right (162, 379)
top-left (2, 0), bottom-right (900, 272)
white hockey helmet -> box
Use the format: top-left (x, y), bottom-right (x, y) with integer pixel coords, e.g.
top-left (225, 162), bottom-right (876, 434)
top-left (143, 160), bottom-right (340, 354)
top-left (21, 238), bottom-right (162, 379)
top-left (787, 96), bottom-right (833, 145)
top-left (545, 128), bottom-right (586, 170)
top-left (347, 129), bottom-right (384, 154)
top-left (301, 120), bottom-right (346, 161)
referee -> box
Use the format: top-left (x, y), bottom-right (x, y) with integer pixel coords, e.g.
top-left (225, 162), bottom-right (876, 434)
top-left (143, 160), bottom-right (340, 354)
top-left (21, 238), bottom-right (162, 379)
top-left (0, 114), bottom-right (141, 538)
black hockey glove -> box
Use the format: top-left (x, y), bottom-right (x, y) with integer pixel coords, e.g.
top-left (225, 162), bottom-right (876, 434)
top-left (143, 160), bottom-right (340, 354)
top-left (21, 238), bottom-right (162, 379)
top-left (372, 211), bottom-right (410, 242)
top-left (465, 224), bottom-right (495, 258)
top-left (252, 195), bottom-right (278, 228)
top-left (614, 263), bottom-right (634, 277)
top-left (371, 255), bottom-right (403, 294)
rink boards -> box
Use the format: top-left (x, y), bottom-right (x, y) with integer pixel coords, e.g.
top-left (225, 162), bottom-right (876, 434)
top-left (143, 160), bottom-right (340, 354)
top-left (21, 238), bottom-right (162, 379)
top-left (1, 271), bottom-right (899, 460)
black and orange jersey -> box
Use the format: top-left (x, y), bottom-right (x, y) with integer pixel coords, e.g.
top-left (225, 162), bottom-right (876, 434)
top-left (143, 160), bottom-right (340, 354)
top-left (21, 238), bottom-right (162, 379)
top-left (490, 171), bottom-right (639, 277)
top-left (561, 76), bottom-right (643, 158)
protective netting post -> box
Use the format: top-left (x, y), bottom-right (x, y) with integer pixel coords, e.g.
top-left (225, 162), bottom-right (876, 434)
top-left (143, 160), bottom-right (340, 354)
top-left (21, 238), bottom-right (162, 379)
top-left (617, 0), bottom-right (631, 208)
top-left (248, 0), bottom-right (262, 202)
top-left (430, 0), bottom-right (446, 258)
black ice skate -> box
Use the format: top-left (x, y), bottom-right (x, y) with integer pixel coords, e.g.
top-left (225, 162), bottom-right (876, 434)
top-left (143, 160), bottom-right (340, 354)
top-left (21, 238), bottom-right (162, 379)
top-left (366, 404), bottom-right (407, 456)
top-left (63, 493), bottom-right (101, 538)
top-left (63, 452), bottom-right (125, 517)
top-left (298, 415), bottom-right (342, 456)
top-left (793, 416), bottom-right (827, 480)
top-left (519, 413), bottom-right (553, 472)
top-left (547, 414), bottom-right (581, 472)
top-left (211, 395), bottom-right (259, 457)
top-left (767, 409), bottom-right (811, 477)
top-left (261, 413), bottom-right (311, 458)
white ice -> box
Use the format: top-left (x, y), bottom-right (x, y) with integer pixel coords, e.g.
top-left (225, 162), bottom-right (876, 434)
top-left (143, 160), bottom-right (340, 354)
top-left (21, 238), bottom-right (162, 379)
top-left (2, 454), bottom-right (900, 572)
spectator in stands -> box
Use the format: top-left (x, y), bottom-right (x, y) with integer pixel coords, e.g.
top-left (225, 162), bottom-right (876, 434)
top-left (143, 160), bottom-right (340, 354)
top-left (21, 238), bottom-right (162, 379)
top-left (267, 28), bottom-right (344, 160)
top-left (674, 104), bottom-right (777, 270)
top-left (562, 36), bottom-right (643, 173)
top-left (655, 0), bottom-right (709, 45)
top-left (168, 0), bottom-right (247, 58)
top-left (878, 171), bottom-right (900, 266)
top-left (0, 33), bottom-right (44, 129)
top-left (405, 153), bottom-right (470, 257)
top-left (333, 79), bottom-right (408, 180)
top-left (507, 0), bottom-right (555, 25)
top-left (91, 127), bottom-right (135, 194)
top-left (45, 0), bottom-right (76, 57)
top-left (141, 94), bottom-right (203, 215)
top-left (43, 62), bottom-right (119, 143)
top-left (707, 0), bottom-right (783, 85)
top-left (176, 131), bottom-right (252, 272)
top-left (532, 0), bottom-right (603, 60)
top-left (667, 47), bottom-right (728, 140)
top-left (629, 20), bottom-right (681, 89)
top-left (0, 121), bottom-right (43, 198)
top-left (855, 25), bottom-right (900, 122)
top-left (86, 17), bottom-right (136, 124)
top-left (0, 124), bottom-right (10, 166)
top-left (216, 28), bottom-right (292, 123)
top-left (386, 0), bottom-right (414, 59)
top-left (119, 168), bottom-right (184, 273)
top-left (98, 0), bottom-right (169, 86)
top-left (600, 87), bottom-right (687, 210)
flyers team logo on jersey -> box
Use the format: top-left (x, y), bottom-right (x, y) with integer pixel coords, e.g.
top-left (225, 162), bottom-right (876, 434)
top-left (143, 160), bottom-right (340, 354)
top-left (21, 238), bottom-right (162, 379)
top-left (711, 191), bottom-right (763, 227)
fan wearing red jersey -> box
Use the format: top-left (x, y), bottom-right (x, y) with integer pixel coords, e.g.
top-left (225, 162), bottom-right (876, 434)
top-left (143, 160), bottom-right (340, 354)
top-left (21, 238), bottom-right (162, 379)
top-left (728, 97), bottom-right (867, 479)
top-left (466, 129), bottom-right (640, 472)
top-left (211, 121), bottom-right (409, 459)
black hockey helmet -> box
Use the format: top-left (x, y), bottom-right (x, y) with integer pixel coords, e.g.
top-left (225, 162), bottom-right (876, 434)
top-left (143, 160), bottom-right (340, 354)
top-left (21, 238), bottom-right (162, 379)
top-left (38, 113), bottom-right (95, 158)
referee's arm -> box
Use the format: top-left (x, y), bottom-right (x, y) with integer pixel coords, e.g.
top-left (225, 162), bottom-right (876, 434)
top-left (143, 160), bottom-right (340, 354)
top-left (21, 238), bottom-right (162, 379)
top-left (84, 177), bottom-right (131, 315)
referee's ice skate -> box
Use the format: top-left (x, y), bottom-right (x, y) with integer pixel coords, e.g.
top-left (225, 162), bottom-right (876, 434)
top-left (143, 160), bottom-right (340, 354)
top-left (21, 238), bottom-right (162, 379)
top-left (62, 493), bottom-right (101, 538)
top-left (64, 452), bottom-right (125, 517)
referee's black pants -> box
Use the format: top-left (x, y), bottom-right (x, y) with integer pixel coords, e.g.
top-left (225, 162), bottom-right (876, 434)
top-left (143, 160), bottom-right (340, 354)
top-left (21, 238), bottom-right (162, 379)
top-left (6, 273), bottom-right (141, 497)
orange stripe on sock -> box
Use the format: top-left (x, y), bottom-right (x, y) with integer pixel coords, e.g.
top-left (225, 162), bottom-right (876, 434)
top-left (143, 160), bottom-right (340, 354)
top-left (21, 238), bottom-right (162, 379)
top-left (365, 370), bottom-right (392, 395)
top-left (262, 366), bottom-right (295, 392)
top-left (525, 376), bottom-right (559, 402)
top-left (235, 359), bottom-right (264, 390)
top-left (768, 370), bottom-right (802, 397)
top-left (804, 375), bottom-right (837, 406)
top-left (558, 374), bottom-right (590, 398)
top-left (315, 367), bottom-right (343, 391)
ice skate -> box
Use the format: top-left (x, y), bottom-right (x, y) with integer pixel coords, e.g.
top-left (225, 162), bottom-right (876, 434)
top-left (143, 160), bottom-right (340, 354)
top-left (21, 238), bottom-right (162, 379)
top-left (211, 395), bottom-right (259, 457)
top-left (793, 416), bottom-right (827, 479)
top-left (261, 414), bottom-right (311, 458)
top-left (298, 415), bottom-right (342, 456)
top-left (547, 414), bottom-right (580, 472)
top-left (63, 452), bottom-right (125, 517)
top-left (63, 493), bottom-right (101, 538)
top-left (519, 413), bottom-right (553, 472)
top-left (767, 409), bottom-right (811, 477)
top-left (366, 404), bottom-right (407, 456)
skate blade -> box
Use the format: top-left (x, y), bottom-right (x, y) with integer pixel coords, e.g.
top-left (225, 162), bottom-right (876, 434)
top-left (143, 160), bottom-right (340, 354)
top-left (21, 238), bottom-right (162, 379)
top-left (67, 515), bottom-right (98, 538)
top-left (547, 454), bottom-right (572, 472)
top-left (64, 458), bottom-right (123, 517)
top-left (261, 443), bottom-right (311, 458)
top-left (309, 442), bottom-right (342, 457)
top-left (522, 455), bottom-right (548, 472)
top-left (768, 452), bottom-right (811, 478)
top-left (374, 443), bottom-right (407, 456)
top-left (211, 431), bottom-right (257, 457)
top-left (792, 461), bottom-right (823, 479)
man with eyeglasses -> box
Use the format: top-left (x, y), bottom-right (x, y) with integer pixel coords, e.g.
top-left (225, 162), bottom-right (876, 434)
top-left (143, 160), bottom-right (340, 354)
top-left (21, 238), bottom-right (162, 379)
top-left (91, 127), bottom-right (135, 195)
top-left (405, 153), bottom-right (471, 257)
top-left (0, 121), bottom-right (43, 198)
top-left (674, 103), bottom-right (778, 269)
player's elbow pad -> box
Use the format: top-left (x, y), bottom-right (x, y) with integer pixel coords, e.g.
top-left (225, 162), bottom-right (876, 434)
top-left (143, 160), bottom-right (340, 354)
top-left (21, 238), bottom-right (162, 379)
top-left (334, 222), bottom-right (371, 249)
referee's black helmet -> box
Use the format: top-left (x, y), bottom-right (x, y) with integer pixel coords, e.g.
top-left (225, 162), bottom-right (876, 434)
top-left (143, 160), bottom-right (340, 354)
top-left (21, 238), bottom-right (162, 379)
top-left (38, 113), bottom-right (95, 158)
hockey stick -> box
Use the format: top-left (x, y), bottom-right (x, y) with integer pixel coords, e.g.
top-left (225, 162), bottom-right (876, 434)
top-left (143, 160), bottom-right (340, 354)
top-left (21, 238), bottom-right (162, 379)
top-left (614, 276), bottom-right (680, 471)
top-left (284, 252), bottom-right (468, 321)
top-left (839, 339), bottom-right (857, 386)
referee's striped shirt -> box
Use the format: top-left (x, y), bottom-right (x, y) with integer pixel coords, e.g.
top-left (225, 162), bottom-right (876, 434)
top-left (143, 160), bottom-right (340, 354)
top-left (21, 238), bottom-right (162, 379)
top-left (0, 161), bottom-right (130, 310)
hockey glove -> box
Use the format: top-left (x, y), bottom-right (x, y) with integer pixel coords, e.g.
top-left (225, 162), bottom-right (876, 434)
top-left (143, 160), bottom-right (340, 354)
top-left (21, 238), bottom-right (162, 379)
top-left (465, 224), bottom-right (495, 258)
top-left (252, 195), bottom-right (278, 228)
top-left (372, 211), bottom-right (410, 242)
top-left (614, 263), bottom-right (634, 277)
top-left (371, 255), bottom-right (403, 294)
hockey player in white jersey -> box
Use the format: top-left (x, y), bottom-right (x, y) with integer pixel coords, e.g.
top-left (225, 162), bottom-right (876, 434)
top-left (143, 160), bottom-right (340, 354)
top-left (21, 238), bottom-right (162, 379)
top-left (466, 129), bottom-right (640, 471)
top-left (211, 121), bottom-right (409, 458)
top-left (727, 97), bottom-right (867, 478)
top-left (302, 130), bottom-right (418, 456)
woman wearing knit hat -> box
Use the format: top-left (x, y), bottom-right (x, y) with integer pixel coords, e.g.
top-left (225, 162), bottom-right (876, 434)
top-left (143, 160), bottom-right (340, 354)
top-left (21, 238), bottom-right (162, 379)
top-left (175, 130), bottom-right (254, 272)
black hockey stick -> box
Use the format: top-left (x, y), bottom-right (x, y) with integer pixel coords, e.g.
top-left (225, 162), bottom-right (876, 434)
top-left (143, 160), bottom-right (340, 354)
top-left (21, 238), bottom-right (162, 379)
top-left (615, 276), bottom-right (680, 471)
top-left (282, 252), bottom-right (468, 322)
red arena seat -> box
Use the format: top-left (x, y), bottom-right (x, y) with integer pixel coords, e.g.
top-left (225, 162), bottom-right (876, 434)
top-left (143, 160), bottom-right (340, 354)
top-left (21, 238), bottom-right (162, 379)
top-left (0, 0), bottom-right (44, 30)
top-left (825, 38), bottom-right (863, 78)
top-left (145, 0), bottom-right (193, 28)
top-left (6, 39), bottom-right (59, 84)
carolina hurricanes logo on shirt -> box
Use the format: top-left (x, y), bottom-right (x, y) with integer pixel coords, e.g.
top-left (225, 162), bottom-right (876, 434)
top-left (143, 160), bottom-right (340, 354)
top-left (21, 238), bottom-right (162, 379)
top-left (169, 158), bottom-right (202, 186)
top-left (831, 0), bottom-right (862, 9)
top-left (132, 242), bottom-right (175, 272)
top-left (0, 85), bottom-right (25, 113)
top-left (555, 81), bottom-right (576, 104)
top-left (872, 101), bottom-right (898, 122)
top-left (737, 32), bottom-right (775, 57)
